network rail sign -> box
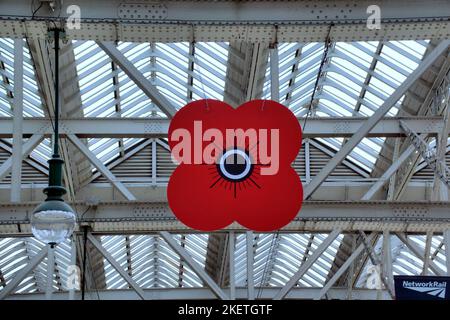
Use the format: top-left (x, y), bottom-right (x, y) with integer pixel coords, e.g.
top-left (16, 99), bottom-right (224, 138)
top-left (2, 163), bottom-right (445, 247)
top-left (394, 275), bottom-right (450, 300)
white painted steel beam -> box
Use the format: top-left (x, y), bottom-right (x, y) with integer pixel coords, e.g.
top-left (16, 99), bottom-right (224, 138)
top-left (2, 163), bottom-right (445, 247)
top-left (361, 145), bottom-right (416, 200)
top-left (443, 230), bottom-right (450, 276)
top-left (0, 1), bottom-right (449, 42)
top-left (10, 39), bottom-right (23, 202)
top-left (4, 287), bottom-right (391, 300)
top-left (0, 117), bottom-right (443, 138)
top-left (2, 201), bottom-right (450, 234)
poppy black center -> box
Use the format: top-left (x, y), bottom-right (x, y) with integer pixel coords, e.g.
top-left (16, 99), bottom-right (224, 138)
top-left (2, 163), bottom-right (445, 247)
top-left (218, 149), bottom-right (253, 182)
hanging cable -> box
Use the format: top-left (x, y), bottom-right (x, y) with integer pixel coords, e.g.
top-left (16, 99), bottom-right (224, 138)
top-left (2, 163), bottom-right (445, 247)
top-left (256, 232), bottom-right (279, 299)
top-left (190, 24), bottom-right (210, 111)
top-left (31, 0), bottom-right (44, 19)
top-left (302, 24), bottom-right (334, 133)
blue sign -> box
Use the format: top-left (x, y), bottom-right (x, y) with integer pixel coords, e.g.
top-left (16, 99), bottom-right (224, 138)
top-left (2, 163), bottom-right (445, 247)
top-left (394, 275), bottom-right (450, 300)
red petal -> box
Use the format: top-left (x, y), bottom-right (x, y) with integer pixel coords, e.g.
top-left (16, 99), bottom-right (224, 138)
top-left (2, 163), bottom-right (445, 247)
top-left (235, 167), bottom-right (303, 231)
top-left (167, 164), bottom-right (235, 231)
top-left (235, 100), bottom-right (302, 164)
top-left (168, 100), bottom-right (232, 164)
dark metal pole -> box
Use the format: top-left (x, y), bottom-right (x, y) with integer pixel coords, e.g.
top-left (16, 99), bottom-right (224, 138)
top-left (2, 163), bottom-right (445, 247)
top-left (53, 28), bottom-right (60, 157)
top-left (44, 28), bottom-right (66, 201)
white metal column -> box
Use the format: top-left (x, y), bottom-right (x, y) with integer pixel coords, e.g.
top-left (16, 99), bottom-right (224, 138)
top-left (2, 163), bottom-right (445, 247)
top-left (45, 245), bottom-right (55, 300)
top-left (444, 230), bottom-right (450, 275)
top-left (68, 235), bottom-right (77, 300)
top-left (382, 231), bottom-right (394, 291)
top-left (11, 38), bottom-right (23, 202)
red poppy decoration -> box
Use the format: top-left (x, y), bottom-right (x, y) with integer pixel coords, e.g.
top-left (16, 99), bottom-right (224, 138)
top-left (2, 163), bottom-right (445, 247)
top-left (167, 99), bottom-right (303, 231)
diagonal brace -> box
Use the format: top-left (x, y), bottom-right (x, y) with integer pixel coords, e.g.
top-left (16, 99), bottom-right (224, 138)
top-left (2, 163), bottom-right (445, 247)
top-left (160, 231), bottom-right (229, 300)
top-left (67, 134), bottom-right (136, 201)
top-left (274, 229), bottom-right (341, 300)
top-left (87, 233), bottom-right (146, 300)
top-left (0, 246), bottom-right (48, 300)
top-left (97, 41), bottom-right (177, 118)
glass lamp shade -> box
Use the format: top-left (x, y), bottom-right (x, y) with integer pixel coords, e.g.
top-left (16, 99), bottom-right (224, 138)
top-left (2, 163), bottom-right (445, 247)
top-left (31, 200), bottom-right (76, 244)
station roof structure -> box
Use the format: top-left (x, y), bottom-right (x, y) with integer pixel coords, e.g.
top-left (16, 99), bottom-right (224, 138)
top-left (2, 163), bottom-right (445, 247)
top-left (0, 0), bottom-right (449, 300)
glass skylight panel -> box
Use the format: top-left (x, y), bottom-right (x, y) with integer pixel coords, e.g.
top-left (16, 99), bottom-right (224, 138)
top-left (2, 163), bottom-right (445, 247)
top-left (98, 234), bottom-right (209, 288)
top-left (314, 40), bottom-right (429, 171)
top-left (0, 237), bottom-right (73, 294)
top-left (180, 234), bottom-right (208, 268)
top-left (0, 38), bottom-right (44, 118)
top-left (191, 42), bottom-right (229, 101)
top-left (74, 41), bottom-right (115, 118)
top-left (336, 42), bottom-right (374, 65)
top-left (101, 236), bottom-right (128, 289)
top-left (29, 138), bottom-right (52, 167)
top-left (382, 46), bottom-right (420, 74)
top-left (331, 57), bottom-right (368, 83)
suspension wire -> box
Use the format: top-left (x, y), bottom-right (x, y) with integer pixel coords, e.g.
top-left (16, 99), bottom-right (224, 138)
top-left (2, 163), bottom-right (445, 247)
top-left (256, 232), bottom-right (279, 299)
top-left (302, 24), bottom-right (334, 133)
top-left (190, 24), bottom-right (210, 111)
